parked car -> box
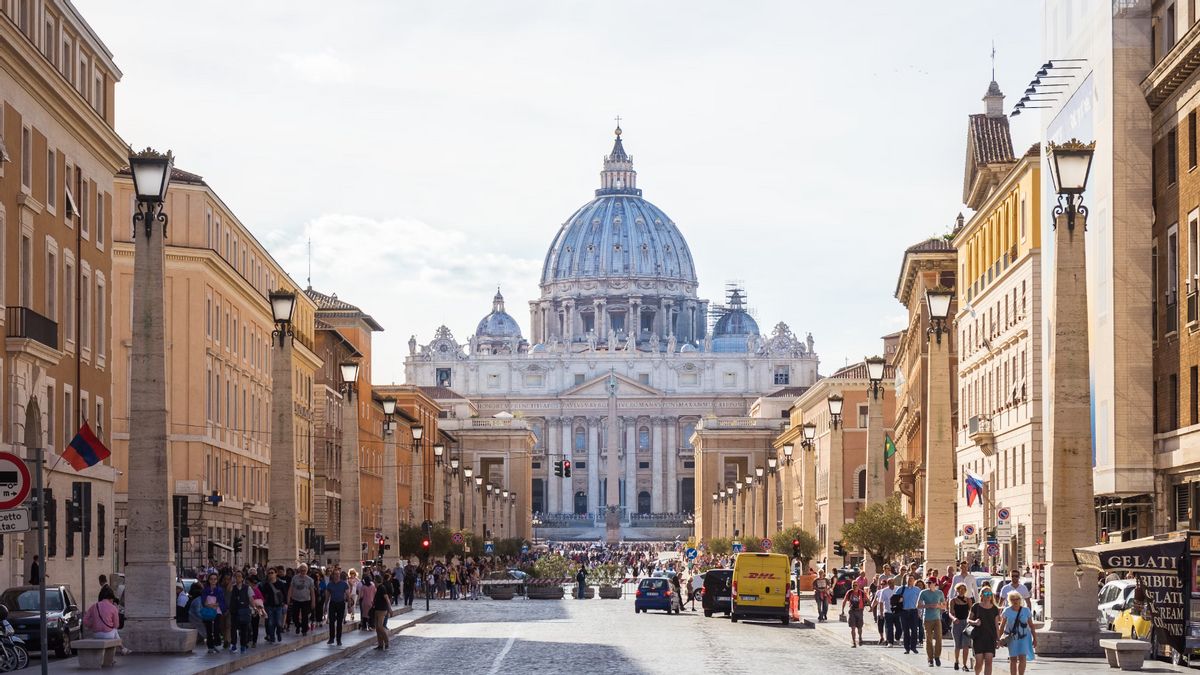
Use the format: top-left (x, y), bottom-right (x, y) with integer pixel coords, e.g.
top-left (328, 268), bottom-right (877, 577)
top-left (701, 569), bottom-right (733, 617)
top-left (0, 585), bottom-right (82, 658)
top-left (634, 578), bottom-right (677, 614)
top-left (1098, 579), bottom-right (1137, 629)
top-left (831, 568), bottom-right (860, 601)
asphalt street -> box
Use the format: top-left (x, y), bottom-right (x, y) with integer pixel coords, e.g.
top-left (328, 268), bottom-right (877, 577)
top-left (315, 594), bottom-right (903, 674)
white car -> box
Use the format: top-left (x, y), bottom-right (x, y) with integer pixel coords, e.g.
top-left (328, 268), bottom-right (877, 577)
top-left (1097, 579), bottom-right (1136, 629)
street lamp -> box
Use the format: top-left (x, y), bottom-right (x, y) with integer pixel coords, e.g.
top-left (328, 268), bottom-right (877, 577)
top-left (755, 466), bottom-right (765, 479)
top-left (1046, 139), bottom-right (1096, 231)
top-left (864, 356), bottom-right (886, 399)
top-left (925, 288), bottom-right (954, 344)
top-left (450, 457), bottom-right (460, 473)
top-left (433, 443), bottom-right (445, 466)
top-left (410, 424), bottom-right (424, 446)
top-left (782, 444), bottom-right (794, 465)
top-left (381, 397), bottom-right (396, 418)
top-left (129, 148), bottom-right (173, 237)
top-left (768, 456), bottom-right (778, 473)
top-left (502, 489), bottom-right (509, 499)
top-left (475, 476), bottom-right (483, 489)
top-left (269, 290), bottom-right (296, 347)
top-left (339, 362), bottom-right (360, 396)
top-left (827, 394), bottom-right (844, 428)
top-left (802, 421), bottom-right (817, 449)
top-left (464, 467), bottom-right (473, 480)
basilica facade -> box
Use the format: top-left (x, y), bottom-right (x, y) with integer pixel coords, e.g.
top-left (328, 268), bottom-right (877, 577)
top-left (405, 127), bottom-right (819, 532)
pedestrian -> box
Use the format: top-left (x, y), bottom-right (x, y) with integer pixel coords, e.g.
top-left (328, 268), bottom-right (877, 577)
top-left (287, 563), bottom-right (316, 636)
top-left (372, 576), bottom-right (392, 650)
top-left (248, 577), bottom-right (264, 648)
top-left (968, 587), bottom-right (1000, 675)
top-left (999, 591), bottom-right (1035, 675)
top-left (402, 564), bottom-right (416, 607)
top-left (950, 582), bottom-right (973, 671)
top-left (919, 574), bottom-right (946, 667)
top-left (576, 564), bottom-right (588, 600)
top-left (228, 571), bottom-right (254, 654)
top-left (176, 583), bottom-right (190, 624)
top-left (258, 569), bottom-right (285, 643)
top-left (899, 575), bottom-right (921, 654)
top-left (359, 575), bottom-right (376, 630)
top-left (83, 586), bottom-right (122, 640)
top-left (873, 576), bottom-right (896, 646)
top-left (314, 570), bottom-right (327, 627)
top-left (814, 569), bottom-right (831, 622)
top-left (347, 568), bottom-right (362, 618)
top-left (199, 573), bottom-right (226, 654)
top-left (325, 569), bottom-right (349, 646)
top-left (28, 555), bottom-right (39, 585)
top-left (997, 571), bottom-right (1030, 603)
top-left (841, 582), bottom-right (869, 647)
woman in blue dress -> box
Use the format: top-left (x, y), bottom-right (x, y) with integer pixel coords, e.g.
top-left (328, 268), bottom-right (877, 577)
top-left (999, 590), bottom-right (1037, 675)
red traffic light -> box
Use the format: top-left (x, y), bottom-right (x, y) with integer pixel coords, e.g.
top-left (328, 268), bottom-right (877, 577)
top-left (563, 460), bottom-right (571, 469)
top-left (421, 538), bottom-right (430, 549)
top-left (792, 539), bottom-right (800, 546)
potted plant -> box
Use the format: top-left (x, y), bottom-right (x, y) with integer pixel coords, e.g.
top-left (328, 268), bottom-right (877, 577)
top-left (593, 562), bottom-right (624, 599)
top-left (527, 554), bottom-right (569, 599)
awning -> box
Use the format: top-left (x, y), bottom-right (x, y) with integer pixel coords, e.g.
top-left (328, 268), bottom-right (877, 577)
top-left (210, 541), bottom-right (233, 553)
top-left (1073, 535), bottom-right (1187, 571)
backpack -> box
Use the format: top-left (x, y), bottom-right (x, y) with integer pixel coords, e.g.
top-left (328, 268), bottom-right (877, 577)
top-left (890, 587), bottom-right (907, 612)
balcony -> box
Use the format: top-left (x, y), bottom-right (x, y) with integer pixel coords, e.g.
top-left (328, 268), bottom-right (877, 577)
top-left (968, 415), bottom-right (995, 455)
top-left (696, 417), bottom-right (786, 431)
top-left (896, 460), bottom-right (917, 498)
top-left (6, 307), bottom-right (58, 350)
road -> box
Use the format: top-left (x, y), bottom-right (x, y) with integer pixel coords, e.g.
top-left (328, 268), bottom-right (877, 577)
top-left (316, 593), bottom-right (903, 674)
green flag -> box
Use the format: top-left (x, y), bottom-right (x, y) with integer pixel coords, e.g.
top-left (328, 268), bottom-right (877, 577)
top-left (883, 434), bottom-right (897, 469)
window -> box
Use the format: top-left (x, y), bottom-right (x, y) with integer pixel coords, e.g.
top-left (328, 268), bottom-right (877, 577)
top-left (61, 38), bottom-right (71, 81)
top-left (20, 126), bottom-right (31, 188)
top-left (487, 372), bottom-right (500, 388)
top-left (638, 426), bottom-right (650, 451)
top-left (1170, 225), bottom-right (1181, 333)
top-left (46, 149), bottom-right (56, 209)
top-left (723, 371), bottom-right (736, 387)
top-left (638, 373), bottom-right (650, 385)
top-left (63, 389), bottom-right (72, 449)
top-left (858, 404), bottom-right (869, 429)
top-left (96, 277), bottom-right (106, 363)
top-left (1170, 129), bottom-right (1179, 185)
top-left (1191, 366), bottom-right (1198, 426)
top-left (45, 249), bottom-right (56, 320)
top-left (19, 233), bottom-right (32, 307)
top-left (1172, 373), bottom-right (1181, 430)
top-left (574, 373), bottom-right (585, 386)
top-left (1153, 241), bottom-right (1160, 340)
top-left (1190, 212), bottom-right (1199, 293)
top-left (95, 191), bottom-right (104, 247)
top-left (856, 469), bottom-right (867, 499)
top-left (774, 366), bottom-right (790, 385)
top-left (1169, 4), bottom-right (1178, 48)
top-left (1190, 111), bottom-right (1198, 170)
top-left (574, 426), bottom-right (586, 452)
top-left (206, 296), bottom-right (211, 337)
top-left (80, 269), bottom-right (91, 352)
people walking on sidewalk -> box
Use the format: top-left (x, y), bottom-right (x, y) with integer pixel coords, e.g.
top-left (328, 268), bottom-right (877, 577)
top-left (873, 577), bottom-right (897, 646)
top-left (259, 569), bottom-right (286, 643)
top-left (372, 576), bottom-right (392, 651)
top-left (898, 575), bottom-right (921, 654)
top-left (288, 564), bottom-right (317, 636)
top-left (576, 564), bottom-right (588, 599)
top-left (325, 569), bottom-right (350, 646)
top-left (402, 563), bottom-right (416, 607)
top-left (228, 571), bottom-right (254, 654)
top-left (842, 582), bottom-right (869, 647)
top-left (918, 575), bottom-right (946, 667)
top-left (814, 570), bottom-right (831, 622)
top-left (999, 591), bottom-right (1036, 675)
top-left (347, 568), bottom-right (361, 621)
top-left (949, 583), bottom-right (973, 671)
top-left (360, 575), bottom-right (377, 630)
top-left (967, 588), bottom-right (1000, 675)
top-left (200, 573), bottom-right (227, 654)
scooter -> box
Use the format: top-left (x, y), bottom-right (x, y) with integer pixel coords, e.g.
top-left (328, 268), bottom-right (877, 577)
top-left (0, 619), bottom-right (28, 671)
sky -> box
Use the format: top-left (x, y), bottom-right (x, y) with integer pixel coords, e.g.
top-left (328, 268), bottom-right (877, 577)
top-left (77, 0), bottom-right (1044, 384)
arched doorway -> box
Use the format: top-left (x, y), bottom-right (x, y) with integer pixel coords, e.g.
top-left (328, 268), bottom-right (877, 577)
top-left (637, 491), bottom-right (651, 515)
top-left (574, 491), bottom-right (588, 515)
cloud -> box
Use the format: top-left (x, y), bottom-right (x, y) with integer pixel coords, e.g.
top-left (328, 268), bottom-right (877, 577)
top-left (264, 213), bottom-right (541, 383)
top-left (276, 49), bottom-right (354, 84)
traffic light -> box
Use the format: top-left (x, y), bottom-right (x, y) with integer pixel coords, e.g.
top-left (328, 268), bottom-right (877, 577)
top-left (833, 540), bottom-right (845, 557)
top-left (792, 538), bottom-right (801, 558)
top-left (233, 535), bottom-right (243, 554)
top-left (563, 460), bottom-right (572, 478)
top-left (554, 460), bottom-right (563, 477)
top-left (421, 538), bottom-right (431, 556)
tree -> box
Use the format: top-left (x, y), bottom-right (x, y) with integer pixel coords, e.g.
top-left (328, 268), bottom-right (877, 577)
top-left (708, 538), bottom-right (732, 556)
top-left (840, 495), bottom-right (924, 570)
top-left (771, 526), bottom-right (819, 570)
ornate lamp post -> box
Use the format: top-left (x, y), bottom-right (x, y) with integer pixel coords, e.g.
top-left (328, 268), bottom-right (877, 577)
top-left (381, 397), bottom-right (400, 552)
top-left (474, 476), bottom-right (484, 538)
top-left (863, 356), bottom-right (887, 512)
top-left (338, 361), bottom-right (362, 569)
top-left (799, 421), bottom-right (817, 534)
top-left (463, 467), bottom-right (474, 533)
top-left (755, 466), bottom-right (767, 538)
top-left (1039, 139), bottom-right (1099, 655)
top-left (266, 289), bottom-right (299, 569)
top-left (449, 456), bottom-right (461, 530)
top-left (923, 287), bottom-right (956, 575)
top-left (767, 456), bottom-right (779, 532)
top-left (744, 474), bottom-right (755, 540)
top-left (124, 148), bottom-right (197, 652)
top-left (432, 442), bottom-right (446, 525)
top-left (825, 393), bottom-right (845, 566)
top-left (410, 423), bottom-right (425, 522)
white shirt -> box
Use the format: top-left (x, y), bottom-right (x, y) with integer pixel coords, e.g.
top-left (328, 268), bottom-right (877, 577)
top-left (875, 587), bottom-right (895, 613)
top-left (950, 573), bottom-right (977, 601)
top-left (999, 581), bottom-right (1031, 601)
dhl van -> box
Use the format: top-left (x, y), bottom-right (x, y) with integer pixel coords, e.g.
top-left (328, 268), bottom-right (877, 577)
top-left (731, 552), bottom-right (791, 624)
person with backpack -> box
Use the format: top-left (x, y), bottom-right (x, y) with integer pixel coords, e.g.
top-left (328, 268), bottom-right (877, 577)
top-left (199, 573), bottom-right (226, 654)
top-left (841, 582), bottom-right (870, 647)
top-left (258, 569), bottom-right (286, 643)
top-left (999, 591), bottom-right (1036, 675)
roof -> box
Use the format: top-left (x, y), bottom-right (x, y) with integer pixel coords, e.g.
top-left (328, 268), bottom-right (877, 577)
top-left (304, 287), bottom-right (384, 331)
top-left (314, 319), bottom-right (361, 357)
top-left (829, 362), bottom-right (897, 380)
top-left (418, 385), bottom-right (468, 400)
top-left (905, 237), bottom-right (955, 254)
top-left (768, 386), bottom-right (810, 398)
top-left (967, 114), bottom-right (1015, 166)
top-left (894, 236), bottom-right (957, 302)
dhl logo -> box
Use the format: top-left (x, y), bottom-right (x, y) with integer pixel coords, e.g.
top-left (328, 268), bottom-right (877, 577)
top-left (745, 572), bottom-right (779, 579)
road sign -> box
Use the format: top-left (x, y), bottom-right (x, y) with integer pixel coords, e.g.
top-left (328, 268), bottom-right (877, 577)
top-left (0, 509), bottom-right (29, 534)
top-left (484, 540), bottom-right (494, 555)
top-left (963, 524), bottom-right (977, 536)
top-left (451, 532), bottom-right (464, 545)
top-left (521, 544), bottom-right (529, 554)
top-left (996, 523), bottom-right (1013, 539)
top-left (997, 507), bottom-right (1011, 522)
top-left (0, 453), bottom-right (31, 510)
top-left (685, 547), bottom-right (698, 560)
top-left (732, 541), bottom-right (743, 553)
top-left (760, 538), bottom-right (772, 551)
top-left (986, 542), bottom-right (1000, 557)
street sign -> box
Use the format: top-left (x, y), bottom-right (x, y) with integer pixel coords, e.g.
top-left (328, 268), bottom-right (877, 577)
top-left (0, 508), bottom-right (29, 533)
top-left (732, 541), bottom-right (743, 553)
top-left (685, 547), bottom-right (698, 560)
top-left (963, 524), bottom-right (977, 536)
top-left (986, 542), bottom-right (1000, 557)
top-left (996, 523), bottom-right (1013, 539)
top-left (760, 538), bottom-right (772, 551)
top-left (997, 507), bottom-right (1011, 522)
top-left (521, 544), bottom-right (528, 554)
top-left (0, 453), bottom-right (31, 510)
top-left (484, 540), bottom-right (494, 554)
top-left (451, 532), bottom-right (464, 545)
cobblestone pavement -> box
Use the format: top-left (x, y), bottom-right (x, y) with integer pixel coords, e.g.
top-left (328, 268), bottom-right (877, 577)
top-left (315, 595), bottom-right (903, 675)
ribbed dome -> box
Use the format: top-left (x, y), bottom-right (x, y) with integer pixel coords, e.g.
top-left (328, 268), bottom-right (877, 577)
top-left (711, 288), bottom-right (759, 352)
top-left (475, 289), bottom-right (523, 339)
top-left (713, 310), bottom-right (759, 337)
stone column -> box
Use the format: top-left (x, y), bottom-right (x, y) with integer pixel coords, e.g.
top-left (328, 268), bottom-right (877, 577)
top-left (268, 333), bottom-right (299, 569)
top-left (564, 300), bottom-right (575, 342)
top-left (1038, 210), bottom-right (1102, 655)
top-left (546, 419), bottom-right (559, 514)
top-left (339, 392), bottom-right (362, 570)
top-left (923, 328), bottom-right (955, 574)
top-left (473, 482), bottom-right (483, 538)
top-left (630, 298), bottom-right (641, 337)
top-left (587, 418), bottom-right (600, 514)
top-left (448, 468), bottom-right (460, 532)
top-left (562, 420), bottom-right (573, 513)
top-left (123, 194), bottom-right (197, 652)
top-left (781, 456), bottom-right (793, 528)
top-left (650, 418), bottom-right (664, 512)
top-left (666, 421), bottom-right (677, 513)
top-left (593, 299), bottom-right (605, 341)
top-left (381, 426), bottom-right (399, 557)
top-left (866, 388), bottom-right (886, 507)
top-left (766, 469), bottom-right (777, 536)
top-left (824, 421), bottom-right (845, 567)
top-left (801, 447), bottom-right (817, 535)
top-left (624, 418), bottom-right (637, 514)
top-left (433, 460), bottom-right (445, 525)
top-left (411, 430), bottom-right (424, 523)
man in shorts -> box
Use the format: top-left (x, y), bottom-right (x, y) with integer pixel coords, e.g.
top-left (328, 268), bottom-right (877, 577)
top-left (842, 582), bottom-right (870, 647)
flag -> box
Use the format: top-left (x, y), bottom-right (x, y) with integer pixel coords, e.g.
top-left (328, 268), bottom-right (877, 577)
top-left (64, 421), bottom-right (110, 471)
top-left (965, 473), bottom-right (986, 507)
top-left (883, 434), bottom-right (897, 469)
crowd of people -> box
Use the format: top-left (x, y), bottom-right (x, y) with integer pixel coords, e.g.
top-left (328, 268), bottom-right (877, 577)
top-left (813, 561), bottom-right (1036, 675)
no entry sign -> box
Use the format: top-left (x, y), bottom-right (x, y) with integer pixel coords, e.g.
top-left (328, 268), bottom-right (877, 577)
top-left (0, 452), bottom-right (31, 510)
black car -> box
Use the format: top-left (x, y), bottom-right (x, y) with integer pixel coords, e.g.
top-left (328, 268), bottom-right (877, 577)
top-left (831, 568), bottom-right (860, 601)
top-left (1, 585), bottom-right (82, 657)
top-left (701, 569), bottom-right (733, 617)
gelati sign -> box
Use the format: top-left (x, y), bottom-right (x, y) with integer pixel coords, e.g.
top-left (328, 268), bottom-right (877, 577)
top-left (1076, 539), bottom-right (1187, 653)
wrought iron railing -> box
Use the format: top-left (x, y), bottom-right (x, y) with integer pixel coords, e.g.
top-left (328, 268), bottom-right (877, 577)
top-left (5, 306), bottom-right (58, 350)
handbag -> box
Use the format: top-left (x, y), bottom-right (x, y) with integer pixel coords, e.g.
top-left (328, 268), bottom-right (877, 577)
top-left (963, 624), bottom-right (976, 638)
top-left (199, 606), bottom-right (218, 621)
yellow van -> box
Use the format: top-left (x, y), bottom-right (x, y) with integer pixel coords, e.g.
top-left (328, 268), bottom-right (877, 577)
top-left (731, 552), bottom-right (791, 624)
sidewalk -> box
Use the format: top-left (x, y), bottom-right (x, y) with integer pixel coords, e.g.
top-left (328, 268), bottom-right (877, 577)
top-left (794, 596), bottom-right (1185, 675)
top-left (45, 607), bottom-right (436, 675)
